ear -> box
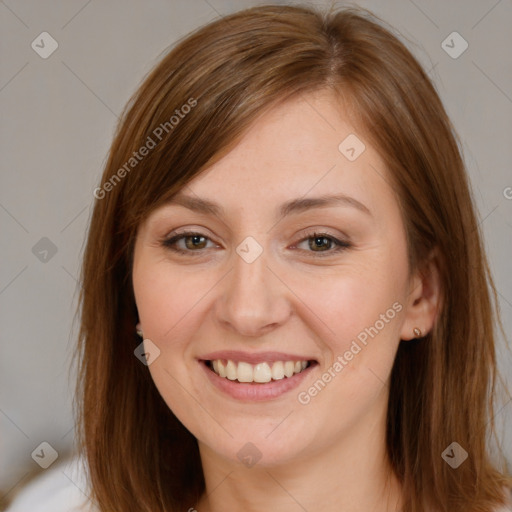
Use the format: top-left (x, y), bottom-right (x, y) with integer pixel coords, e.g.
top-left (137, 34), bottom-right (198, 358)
top-left (400, 247), bottom-right (443, 340)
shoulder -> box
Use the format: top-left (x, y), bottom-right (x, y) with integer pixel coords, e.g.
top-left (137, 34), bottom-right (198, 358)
top-left (6, 456), bottom-right (98, 512)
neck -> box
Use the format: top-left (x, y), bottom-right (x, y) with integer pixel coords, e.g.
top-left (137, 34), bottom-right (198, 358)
top-left (195, 388), bottom-right (402, 512)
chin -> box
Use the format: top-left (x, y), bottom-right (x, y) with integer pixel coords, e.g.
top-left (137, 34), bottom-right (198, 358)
top-left (196, 419), bottom-right (318, 469)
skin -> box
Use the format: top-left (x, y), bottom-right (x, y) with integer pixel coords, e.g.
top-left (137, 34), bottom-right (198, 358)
top-left (132, 89), bottom-right (441, 512)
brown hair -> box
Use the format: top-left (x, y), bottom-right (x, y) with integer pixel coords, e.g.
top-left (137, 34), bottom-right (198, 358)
top-left (74, 4), bottom-right (512, 511)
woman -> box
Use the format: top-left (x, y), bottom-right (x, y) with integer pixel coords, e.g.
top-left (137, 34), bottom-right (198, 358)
top-left (74, 4), bottom-right (512, 512)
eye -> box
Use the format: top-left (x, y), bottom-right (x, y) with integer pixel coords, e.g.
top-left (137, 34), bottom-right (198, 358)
top-left (160, 230), bottom-right (351, 257)
top-left (161, 231), bottom-right (218, 254)
top-left (294, 232), bottom-right (351, 256)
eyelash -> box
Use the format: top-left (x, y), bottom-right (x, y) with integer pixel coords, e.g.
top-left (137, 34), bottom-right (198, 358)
top-left (161, 230), bottom-right (351, 257)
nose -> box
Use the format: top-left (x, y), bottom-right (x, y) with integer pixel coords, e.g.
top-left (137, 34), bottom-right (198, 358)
top-left (214, 246), bottom-right (291, 338)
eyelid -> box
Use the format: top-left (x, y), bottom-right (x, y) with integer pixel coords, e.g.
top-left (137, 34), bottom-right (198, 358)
top-left (291, 229), bottom-right (351, 256)
top-left (160, 227), bottom-right (352, 257)
top-left (293, 227), bottom-right (349, 243)
top-left (160, 229), bottom-right (221, 253)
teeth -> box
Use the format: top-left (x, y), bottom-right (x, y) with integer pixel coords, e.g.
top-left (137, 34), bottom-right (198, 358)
top-left (237, 362), bottom-right (253, 383)
top-left (254, 362), bottom-right (272, 383)
top-left (284, 361), bottom-right (295, 378)
top-left (271, 361), bottom-right (284, 380)
top-left (217, 360), bottom-right (227, 378)
top-left (226, 360), bottom-right (237, 380)
top-left (209, 359), bottom-right (310, 383)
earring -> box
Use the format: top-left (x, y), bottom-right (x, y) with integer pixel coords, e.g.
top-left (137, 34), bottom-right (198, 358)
top-left (413, 327), bottom-right (422, 338)
top-left (136, 323), bottom-right (143, 338)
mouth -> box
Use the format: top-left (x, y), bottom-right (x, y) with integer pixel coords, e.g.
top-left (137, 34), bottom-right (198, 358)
top-left (198, 352), bottom-right (318, 401)
top-left (204, 358), bottom-right (316, 383)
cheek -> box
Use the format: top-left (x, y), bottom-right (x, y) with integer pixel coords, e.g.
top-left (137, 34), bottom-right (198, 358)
top-left (301, 258), bottom-right (407, 353)
top-left (133, 259), bottom-right (216, 344)
top-left (292, 262), bottom-right (406, 437)
top-left (132, 259), bottom-right (214, 431)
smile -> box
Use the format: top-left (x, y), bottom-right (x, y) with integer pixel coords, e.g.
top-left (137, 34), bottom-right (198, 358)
top-left (208, 359), bottom-right (310, 383)
top-left (198, 351), bottom-right (318, 401)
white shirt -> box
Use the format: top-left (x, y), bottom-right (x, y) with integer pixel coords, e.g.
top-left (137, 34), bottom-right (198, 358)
top-left (6, 456), bottom-right (97, 512)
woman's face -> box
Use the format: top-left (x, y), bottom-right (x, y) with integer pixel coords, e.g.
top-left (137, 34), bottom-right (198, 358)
top-left (132, 89), bottom-right (419, 467)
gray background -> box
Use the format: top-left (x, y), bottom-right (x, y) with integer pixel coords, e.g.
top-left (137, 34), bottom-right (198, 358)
top-left (1, 0), bottom-right (511, 506)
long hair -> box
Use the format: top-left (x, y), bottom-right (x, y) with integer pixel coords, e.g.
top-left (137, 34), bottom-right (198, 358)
top-left (74, 4), bottom-right (512, 511)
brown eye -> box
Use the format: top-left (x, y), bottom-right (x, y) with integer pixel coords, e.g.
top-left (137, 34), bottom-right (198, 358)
top-left (162, 231), bottom-right (216, 254)
top-left (294, 231), bottom-right (351, 256)
top-left (308, 236), bottom-right (333, 252)
top-left (184, 235), bottom-right (208, 250)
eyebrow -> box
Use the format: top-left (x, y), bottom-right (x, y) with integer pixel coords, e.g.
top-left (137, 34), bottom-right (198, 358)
top-left (166, 192), bottom-right (372, 219)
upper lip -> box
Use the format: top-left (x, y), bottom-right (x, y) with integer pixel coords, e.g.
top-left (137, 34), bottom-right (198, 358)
top-left (199, 350), bottom-right (317, 364)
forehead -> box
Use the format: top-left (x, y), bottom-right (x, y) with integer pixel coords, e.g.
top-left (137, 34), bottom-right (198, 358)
top-left (182, 90), bottom-right (396, 219)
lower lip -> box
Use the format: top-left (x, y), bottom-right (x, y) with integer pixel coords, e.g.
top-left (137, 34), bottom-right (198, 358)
top-left (199, 361), bottom-right (316, 402)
